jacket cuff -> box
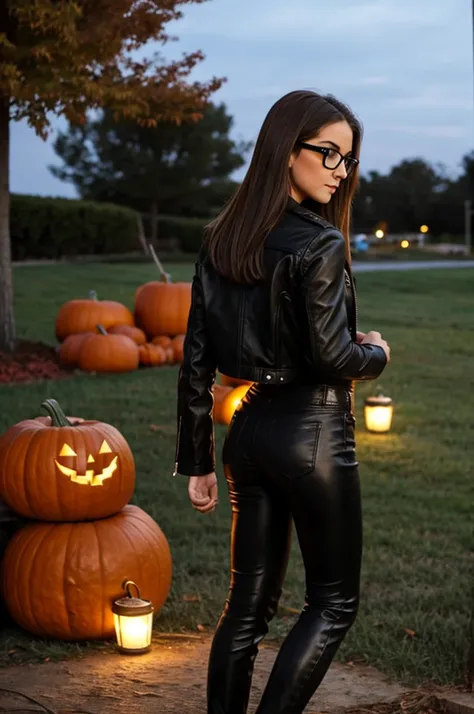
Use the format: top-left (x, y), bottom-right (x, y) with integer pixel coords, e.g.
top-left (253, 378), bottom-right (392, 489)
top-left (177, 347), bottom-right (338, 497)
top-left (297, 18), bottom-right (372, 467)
top-left (173, 458), bottom-right (215, 478)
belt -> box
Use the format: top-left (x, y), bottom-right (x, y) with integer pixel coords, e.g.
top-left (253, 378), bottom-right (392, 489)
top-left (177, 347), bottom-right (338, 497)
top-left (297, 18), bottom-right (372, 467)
top-left (252, 382), bottom-right (354, 414)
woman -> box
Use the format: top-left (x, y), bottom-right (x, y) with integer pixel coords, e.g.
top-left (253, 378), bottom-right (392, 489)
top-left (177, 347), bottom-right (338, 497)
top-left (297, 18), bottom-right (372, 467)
top-left (174, 90), bottom-right (390, 714)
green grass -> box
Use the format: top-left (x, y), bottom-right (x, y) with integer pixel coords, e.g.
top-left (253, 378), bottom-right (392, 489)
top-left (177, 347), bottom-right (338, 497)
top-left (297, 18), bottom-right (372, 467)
top-left (0, 262), bottom-right (473, 688)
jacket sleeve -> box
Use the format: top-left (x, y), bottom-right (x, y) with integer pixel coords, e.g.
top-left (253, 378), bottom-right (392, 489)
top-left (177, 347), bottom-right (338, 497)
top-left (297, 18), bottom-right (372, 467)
top-left (300, 228), bottom-right (387, 381)
top-left (174, 267), bottom-right (217, 477)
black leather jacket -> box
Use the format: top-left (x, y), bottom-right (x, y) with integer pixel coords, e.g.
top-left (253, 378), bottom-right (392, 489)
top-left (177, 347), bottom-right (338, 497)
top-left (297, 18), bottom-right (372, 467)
top-left (174, 197), bottom-right (387, 477)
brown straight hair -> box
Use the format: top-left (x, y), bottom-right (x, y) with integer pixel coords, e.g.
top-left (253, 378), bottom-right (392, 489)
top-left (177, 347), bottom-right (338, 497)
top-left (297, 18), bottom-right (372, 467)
top-left (203, 90), bottom-right (362, 284)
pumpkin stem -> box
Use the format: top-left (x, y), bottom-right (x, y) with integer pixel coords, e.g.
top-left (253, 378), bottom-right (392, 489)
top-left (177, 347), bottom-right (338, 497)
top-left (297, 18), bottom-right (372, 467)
top-left (89, 290), bottom-right (98, 300)
top-left (96, 324), bottom-right (108, 335)
top-left (148, 243), bottom-right (172, 284)
top-left (41, 399), bottom-right (73, 427)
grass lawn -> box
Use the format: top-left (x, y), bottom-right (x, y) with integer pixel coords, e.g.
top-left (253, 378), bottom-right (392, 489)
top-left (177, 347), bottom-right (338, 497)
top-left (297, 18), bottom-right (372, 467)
top-left (0, 261), bottom-right (473, 688)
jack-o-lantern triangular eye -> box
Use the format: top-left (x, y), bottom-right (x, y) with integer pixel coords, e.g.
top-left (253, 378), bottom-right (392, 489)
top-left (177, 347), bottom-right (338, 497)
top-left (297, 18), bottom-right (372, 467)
top-left (59, 443), bottom-right (77, 457)
top-left (98, 440), bottom-right (112, 454)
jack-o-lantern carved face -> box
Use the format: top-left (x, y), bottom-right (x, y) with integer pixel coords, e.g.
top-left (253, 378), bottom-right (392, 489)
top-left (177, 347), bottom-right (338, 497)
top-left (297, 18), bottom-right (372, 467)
top-left (55, 439), bottom-right (118, 486)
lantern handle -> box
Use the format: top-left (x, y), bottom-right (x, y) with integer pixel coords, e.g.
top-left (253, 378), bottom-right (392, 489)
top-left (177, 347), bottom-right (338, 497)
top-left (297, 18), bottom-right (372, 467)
top-left (122, 580), bottom-right (141, 599)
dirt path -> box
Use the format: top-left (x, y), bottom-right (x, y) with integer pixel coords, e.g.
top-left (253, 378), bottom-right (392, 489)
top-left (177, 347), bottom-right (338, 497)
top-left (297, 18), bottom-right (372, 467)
top-left (0, 633), bottom-right (467, 714)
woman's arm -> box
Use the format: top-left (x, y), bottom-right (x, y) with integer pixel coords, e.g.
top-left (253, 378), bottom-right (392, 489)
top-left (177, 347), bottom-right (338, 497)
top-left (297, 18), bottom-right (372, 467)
top-left (174, 266), bottom-right (217, 477)
top-left (300, 229), bottom-right (387, 381)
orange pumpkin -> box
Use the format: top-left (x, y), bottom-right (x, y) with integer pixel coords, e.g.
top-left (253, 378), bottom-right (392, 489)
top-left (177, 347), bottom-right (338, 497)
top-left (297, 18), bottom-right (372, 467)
top-left (56, 290), bottom-right (134, 342)
top-left (0, 399), bottom-right (135, 522)
top-left (78, 325), bottom-right (139, 373)
top-left (134, 281), bottom-right (191, 338)
top-left (220, 373), bottom-right (254, 388)
top-left (212, 384), bottom-right (234, 423)
top-left (171, 334), bottom-right (185, 363)
top-left (1, 504), bottom-right (172, 640)
top-left (139, 343), bottom-right (166, 366)
top-left (58, 332), bottom-right (94, 366)
top-left (151, 335), bottom-right (172, 348)
top-left (107, 324), bottom-right (146, 345)
top-left (219, 384), bottom-right (252, 425)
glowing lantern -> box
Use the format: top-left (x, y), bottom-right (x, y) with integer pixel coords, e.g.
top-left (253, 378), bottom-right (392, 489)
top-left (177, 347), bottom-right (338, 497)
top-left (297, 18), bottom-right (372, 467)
top-left (113, 580), bottom-right (153, 655)
top-left (420, 225), bottom-right (429, 233)
top-left (220, 384), bottom-right (252, 425)
top-left (375, 229), bottom-right (384, 239)
top-left (364, 394), bottom-right (393, 433)
top-left (401, 240), bottom-right (410, 249)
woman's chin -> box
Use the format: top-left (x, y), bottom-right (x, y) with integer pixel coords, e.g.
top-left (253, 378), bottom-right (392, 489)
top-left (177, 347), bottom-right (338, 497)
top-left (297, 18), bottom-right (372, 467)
top-left (313, 192), bottom-right (332, 205)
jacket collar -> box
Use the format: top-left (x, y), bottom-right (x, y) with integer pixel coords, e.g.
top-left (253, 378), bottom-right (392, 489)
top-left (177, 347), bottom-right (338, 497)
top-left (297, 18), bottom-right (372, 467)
top-left (286, 196), bottom-right (325, 221)
top-left (286, 196), bottom-right (327, 226)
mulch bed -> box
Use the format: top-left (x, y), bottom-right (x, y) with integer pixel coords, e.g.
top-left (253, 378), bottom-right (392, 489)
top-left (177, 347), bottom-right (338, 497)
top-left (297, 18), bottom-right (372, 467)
top-left (0, 340), bottom-right (71, 385)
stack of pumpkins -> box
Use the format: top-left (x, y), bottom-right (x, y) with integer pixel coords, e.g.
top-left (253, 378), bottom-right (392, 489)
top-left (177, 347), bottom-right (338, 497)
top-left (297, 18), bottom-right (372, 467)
top-left (0, 399), bottom-right (172, 641)
top-left (56, 280), bottom-right (191, 373)
top-left (54, 264), bottom-right (254, 423)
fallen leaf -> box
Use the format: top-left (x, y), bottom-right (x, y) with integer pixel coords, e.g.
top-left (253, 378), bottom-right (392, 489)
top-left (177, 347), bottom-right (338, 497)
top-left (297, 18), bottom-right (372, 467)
top-left (183, 594), bottom-right (201, 602)
top-left (7, 649), bottom-right (16, 654)
top-left (197, 624), bottom-right (206, 632)
top-left (403, 628), bottom-right (416, 637)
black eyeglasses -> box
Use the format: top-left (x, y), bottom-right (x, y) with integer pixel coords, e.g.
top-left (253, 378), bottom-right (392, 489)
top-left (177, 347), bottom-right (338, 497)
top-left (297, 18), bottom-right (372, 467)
top-left (296, 142), bottom-right (359, 175)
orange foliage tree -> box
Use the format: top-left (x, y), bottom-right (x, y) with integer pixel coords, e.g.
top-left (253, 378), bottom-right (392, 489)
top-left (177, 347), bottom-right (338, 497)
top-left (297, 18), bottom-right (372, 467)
top-left (0, 0), bottom-right (224, 350)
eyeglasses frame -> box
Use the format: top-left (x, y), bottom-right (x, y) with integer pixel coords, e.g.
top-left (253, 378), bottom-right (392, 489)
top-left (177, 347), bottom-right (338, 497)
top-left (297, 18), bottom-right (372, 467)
top-left (296, 141), bottom-right (359, 175)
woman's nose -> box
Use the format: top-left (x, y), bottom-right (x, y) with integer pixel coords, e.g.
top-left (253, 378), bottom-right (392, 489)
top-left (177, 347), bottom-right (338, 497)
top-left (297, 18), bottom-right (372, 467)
top-left (334, 162), bottom-right (348, 180)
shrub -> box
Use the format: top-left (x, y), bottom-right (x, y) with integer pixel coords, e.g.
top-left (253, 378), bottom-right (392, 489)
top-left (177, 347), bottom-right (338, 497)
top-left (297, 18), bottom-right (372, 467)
top-left (10, 194), bottom-right (140, 260)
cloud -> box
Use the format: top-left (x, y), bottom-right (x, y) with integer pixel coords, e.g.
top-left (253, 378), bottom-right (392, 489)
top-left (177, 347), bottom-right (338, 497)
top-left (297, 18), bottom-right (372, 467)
top-left (356, 76), bottom-right (390, 87)
top-left (386, 124), bottom-right (469, 139)
top-left (172, 0), bottom-right (454, 41)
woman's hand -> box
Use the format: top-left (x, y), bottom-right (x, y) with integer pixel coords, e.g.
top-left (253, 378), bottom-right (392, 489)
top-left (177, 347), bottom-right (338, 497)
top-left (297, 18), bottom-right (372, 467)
top-left (188, 473), bottom-right (218, 514)
top-left (360, 330), bottom-right (391, 363)
top-left (356, 331), bottom-right (366, 343)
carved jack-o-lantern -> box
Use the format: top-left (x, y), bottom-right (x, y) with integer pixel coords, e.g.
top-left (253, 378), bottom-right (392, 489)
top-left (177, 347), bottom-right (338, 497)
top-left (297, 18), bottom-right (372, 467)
top-left (55, 439), bottom-right (118, 486)
top-left (0, 399), bottom-right (135, 522)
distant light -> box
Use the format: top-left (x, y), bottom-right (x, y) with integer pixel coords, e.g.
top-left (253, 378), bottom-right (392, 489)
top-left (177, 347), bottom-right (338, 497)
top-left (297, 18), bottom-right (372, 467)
top-left (401, 240), bottom-right (410, 249)
top-left (420, 225), bottom-right (429, 233)
top-left (375, 230), bottom-right (385, 239)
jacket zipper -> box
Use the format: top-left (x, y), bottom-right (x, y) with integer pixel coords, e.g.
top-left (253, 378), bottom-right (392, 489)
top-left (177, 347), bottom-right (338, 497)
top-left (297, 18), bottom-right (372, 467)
top-left (346, 264), bottom-right (358, 336)
top-left (273, 299), bottom-right (282, 363)
top-left (173, 415), bottom-right (183, 477)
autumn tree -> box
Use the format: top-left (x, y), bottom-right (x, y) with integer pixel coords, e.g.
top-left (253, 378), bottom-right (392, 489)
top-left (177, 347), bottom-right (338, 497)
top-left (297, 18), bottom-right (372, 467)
top-left (0, 0), bottom-right (224, 351)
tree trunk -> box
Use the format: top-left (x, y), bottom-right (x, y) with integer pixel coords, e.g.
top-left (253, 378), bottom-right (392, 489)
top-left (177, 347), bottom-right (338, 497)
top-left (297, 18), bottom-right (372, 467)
top-left (0, 96), bottom-right (15, 352)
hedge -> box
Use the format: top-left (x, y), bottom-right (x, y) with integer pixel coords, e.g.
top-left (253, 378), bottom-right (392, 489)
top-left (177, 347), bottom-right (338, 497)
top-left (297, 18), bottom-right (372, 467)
top-left (155, 215), bottom-right (208, 254)
top-left (10, 194), bottom-right (140, 260)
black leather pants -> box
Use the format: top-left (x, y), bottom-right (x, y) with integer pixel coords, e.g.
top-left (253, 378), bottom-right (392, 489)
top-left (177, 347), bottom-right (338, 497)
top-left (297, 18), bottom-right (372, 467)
top-left (207, 382), bottom-right (362, 714)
